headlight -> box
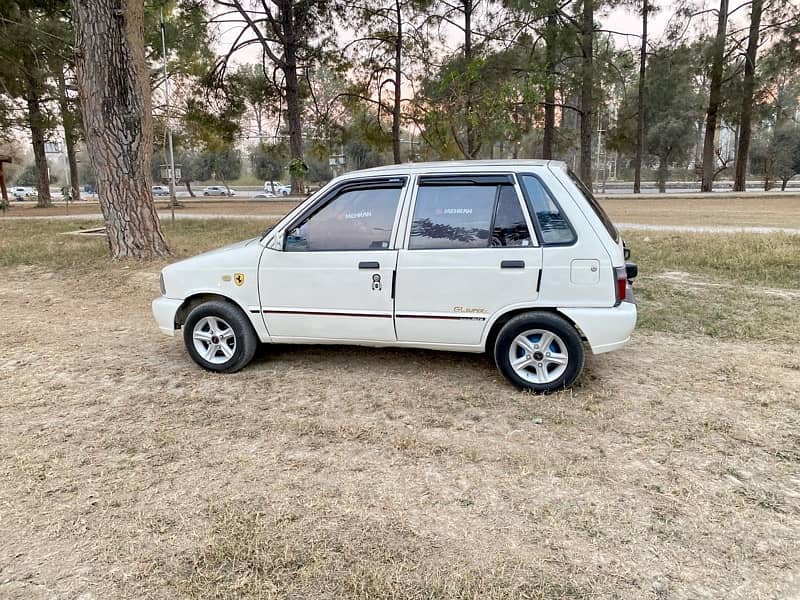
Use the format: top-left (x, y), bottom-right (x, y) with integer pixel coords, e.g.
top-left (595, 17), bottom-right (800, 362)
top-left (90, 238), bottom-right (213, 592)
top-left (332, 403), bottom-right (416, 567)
top-left (159, 272), bottom-right (166, 295)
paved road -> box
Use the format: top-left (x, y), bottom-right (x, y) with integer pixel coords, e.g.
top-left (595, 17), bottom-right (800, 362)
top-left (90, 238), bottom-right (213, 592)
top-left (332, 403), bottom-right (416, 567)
top-left (1, 212), bottom-right (282, 221)
top-left (616, 223), bottom-right (800, 235)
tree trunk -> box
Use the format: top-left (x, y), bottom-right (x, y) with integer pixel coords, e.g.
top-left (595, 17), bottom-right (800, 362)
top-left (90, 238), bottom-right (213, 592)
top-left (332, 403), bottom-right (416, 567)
top-left (542, 10), bottom-right (557, 160)
top-left (72, 0), bottom-right (169, 258)
top-left (462, 0), bottom-right (480, 159)
top-left (56, 69), bottom-right (81, 202)
top-left (657, 156), bottom-right (668, 193)
top-left (579, 0), bottom-right (594, 188)
top-left (700, 0), bottom-right (729, 192)
top-left (26, 92), bottom-right (52, 208)
top-left (185, 181), bottom-right (196, 197)
top-left (392, 0), bottom-right (402, 164)
top-left (781, 178), bottom-right (788, 191)
top-left (733, 0), bottom-right (763, 192)
top-left (282, 11), bottom-right (304, 193)
top-left (633, 0), bottom-right (648, 194)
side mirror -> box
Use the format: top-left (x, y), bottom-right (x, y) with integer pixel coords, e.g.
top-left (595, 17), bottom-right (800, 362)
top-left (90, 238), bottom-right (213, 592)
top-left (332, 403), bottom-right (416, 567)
top-left (267, 229), bottom-right (285, 251)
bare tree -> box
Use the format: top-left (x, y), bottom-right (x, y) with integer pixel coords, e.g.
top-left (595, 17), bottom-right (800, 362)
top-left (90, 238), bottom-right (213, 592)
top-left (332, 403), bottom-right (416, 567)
top-left (213, 0), bottom-right (339, 191)
top-left (732, 0), bottom-right (764, 191)
top-left (633, 0), bottom-right (649, 194)
top-left (700, 0), bottom-right (729, 192)
top-left (72, 0), bottom-right (169, 258)
top-left (579, 0), bottom-right (594, 186)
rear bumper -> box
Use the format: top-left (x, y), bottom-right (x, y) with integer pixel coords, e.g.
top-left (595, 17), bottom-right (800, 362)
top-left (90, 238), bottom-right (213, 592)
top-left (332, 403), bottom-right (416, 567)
top-left (559, 291), bottom-right (637, 355)
top-left (152, 296), bottom-right (183, 336)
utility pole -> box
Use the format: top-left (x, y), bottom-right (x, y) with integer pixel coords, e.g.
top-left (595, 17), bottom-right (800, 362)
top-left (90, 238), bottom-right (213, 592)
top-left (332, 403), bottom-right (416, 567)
top-left (160, 8), bottom-right (177, 222)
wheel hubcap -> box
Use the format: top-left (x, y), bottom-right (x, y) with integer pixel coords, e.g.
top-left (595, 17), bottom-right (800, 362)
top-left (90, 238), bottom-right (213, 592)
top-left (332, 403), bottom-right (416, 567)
top-left (193, 316), bottom-right (236, 365)
top-left (508, 329), bottom-right (569, 384)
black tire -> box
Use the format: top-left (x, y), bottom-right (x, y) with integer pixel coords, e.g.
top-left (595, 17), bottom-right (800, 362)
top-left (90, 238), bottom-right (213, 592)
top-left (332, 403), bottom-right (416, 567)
top-left (183, 300), bottom-right (258, 373)
top-left (493, 312), bottom-right (584, 393)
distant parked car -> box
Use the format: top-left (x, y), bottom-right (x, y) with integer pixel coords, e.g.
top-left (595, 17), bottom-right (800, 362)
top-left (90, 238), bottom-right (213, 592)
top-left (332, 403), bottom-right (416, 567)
top-left (274, 184), bottom-right (291, 196)
top-left (254, 191), bottom-right (275, 199)
top-left (11, 186), bottom-right (36, 200)
top-left (203, 186), bottom-right (235, 197)
top-left (263, 180), bottom-right (284, 193)
top-left (152, 185), bottom-right (170, 196)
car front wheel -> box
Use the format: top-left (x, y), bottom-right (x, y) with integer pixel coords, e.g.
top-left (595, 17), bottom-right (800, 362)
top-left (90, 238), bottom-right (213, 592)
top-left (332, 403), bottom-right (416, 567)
top-left (494, 312), bottom-right (584, 393)
top-left (183, 300), bottom-right (258, 373)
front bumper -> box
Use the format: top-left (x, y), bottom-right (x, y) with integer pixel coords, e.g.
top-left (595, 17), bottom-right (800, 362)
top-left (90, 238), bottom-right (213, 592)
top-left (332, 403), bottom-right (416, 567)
top-left (152, 296), bottom-right (183, 336)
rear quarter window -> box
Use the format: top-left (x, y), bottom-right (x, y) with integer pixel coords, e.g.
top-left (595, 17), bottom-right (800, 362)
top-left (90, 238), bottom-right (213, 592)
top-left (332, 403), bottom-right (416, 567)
top-left (518, 174), bottom-right (576, 245)
top-left (567, 170), bottom-right (619, 243)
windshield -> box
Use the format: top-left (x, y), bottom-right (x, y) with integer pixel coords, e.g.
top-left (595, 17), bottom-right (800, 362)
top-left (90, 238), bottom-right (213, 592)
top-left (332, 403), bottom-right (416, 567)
top-left (567, 169), bottom-right (619, 243)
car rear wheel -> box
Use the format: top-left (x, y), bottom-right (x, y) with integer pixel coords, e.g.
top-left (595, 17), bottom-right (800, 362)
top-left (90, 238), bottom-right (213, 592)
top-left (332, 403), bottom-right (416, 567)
top-left (183, 301), bottom-right (258, 373)
top-left (494, 312), bottom-right (584, 393)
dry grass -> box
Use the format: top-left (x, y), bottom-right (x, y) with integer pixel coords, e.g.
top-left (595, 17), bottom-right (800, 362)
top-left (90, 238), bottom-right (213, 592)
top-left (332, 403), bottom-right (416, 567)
top-left (0, 219), bottom-right (270, 270)
top-left (600, 194), bottom-right (800, 228)
top-left (2, 218), bottom-right (800, 599)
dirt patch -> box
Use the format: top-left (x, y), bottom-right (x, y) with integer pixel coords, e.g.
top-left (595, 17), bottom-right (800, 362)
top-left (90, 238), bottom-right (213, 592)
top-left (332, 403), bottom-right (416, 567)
top-left (601, 195), bottom-right (800, 229)
top-left (1, 264), bottom-right (799, 599)
top-left (653, 270), bottom-right (800, 300)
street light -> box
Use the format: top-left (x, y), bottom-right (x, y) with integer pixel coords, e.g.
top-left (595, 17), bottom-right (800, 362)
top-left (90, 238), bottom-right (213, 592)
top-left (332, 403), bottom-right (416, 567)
top-left (160, 8), bottom-right (178, 221)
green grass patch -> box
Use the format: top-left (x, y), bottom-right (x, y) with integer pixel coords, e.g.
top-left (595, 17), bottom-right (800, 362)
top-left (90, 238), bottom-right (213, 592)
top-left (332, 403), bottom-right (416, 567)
top-left (624, 231), bottom-right (800, 339)
top-left (624, 231), bottom-right (800, 289)
top-left (635, 278), bottom-right (800, 340)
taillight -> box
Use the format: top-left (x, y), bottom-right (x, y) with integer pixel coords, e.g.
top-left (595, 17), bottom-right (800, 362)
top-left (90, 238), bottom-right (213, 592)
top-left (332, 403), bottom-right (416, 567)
top-left (614, 266), bottom-right (627, 306)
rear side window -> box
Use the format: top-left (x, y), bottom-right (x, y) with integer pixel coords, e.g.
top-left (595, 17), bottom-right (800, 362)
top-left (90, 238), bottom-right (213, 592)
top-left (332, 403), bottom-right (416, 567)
top-left (409, 183), bottom-right (532, 249)
top-left (519, 175), bottom-right (576, 245)
top-left (567, 169), bottom-right (619, 242)
top-left (285, 185), bottom-right (402, 251)
top-left (409, 185), bottom-right (495, 249)
top-left (491, 186), bottom-right (533, 247)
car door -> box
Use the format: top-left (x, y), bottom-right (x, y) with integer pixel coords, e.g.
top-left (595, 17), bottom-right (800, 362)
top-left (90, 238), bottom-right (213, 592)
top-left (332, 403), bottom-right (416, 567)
top-left (394, 174), bottom-right (543, 346)
top-left (258, 177), bottom-right (407, 342)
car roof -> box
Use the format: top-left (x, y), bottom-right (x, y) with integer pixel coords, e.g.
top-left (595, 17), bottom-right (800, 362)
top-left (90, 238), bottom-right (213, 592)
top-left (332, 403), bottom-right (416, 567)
top-left (338, 159), bottom-right (565, 180)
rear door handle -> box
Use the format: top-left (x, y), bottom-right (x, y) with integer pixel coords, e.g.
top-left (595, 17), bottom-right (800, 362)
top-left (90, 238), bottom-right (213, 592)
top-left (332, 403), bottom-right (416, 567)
top-left (359, 261), bottom-right (380, 269)
top-left (500, 260), bottom-right (525, 269)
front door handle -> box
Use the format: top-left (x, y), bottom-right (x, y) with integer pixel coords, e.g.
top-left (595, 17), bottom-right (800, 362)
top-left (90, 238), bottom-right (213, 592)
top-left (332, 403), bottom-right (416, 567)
top-left (500, 260), bottom-right (525, 269)
top-left (359, 261), bottom-right (380, 269)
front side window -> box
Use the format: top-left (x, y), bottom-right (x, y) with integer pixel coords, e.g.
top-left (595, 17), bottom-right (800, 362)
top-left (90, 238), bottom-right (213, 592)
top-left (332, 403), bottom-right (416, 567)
top-left (519, 175), bottom-right (576, 245)
top-left (285, 185), bottom-right (402, 251)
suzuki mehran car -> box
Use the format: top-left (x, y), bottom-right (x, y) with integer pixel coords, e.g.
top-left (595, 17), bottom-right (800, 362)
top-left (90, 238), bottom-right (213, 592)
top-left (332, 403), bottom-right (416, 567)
top-left (153, 161), bottom-right (637, 392)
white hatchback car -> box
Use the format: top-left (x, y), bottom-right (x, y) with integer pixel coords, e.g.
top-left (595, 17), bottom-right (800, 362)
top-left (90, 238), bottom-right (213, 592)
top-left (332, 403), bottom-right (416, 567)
top-left (202, 185), bottom-right (235, 197)
top-left (153, 161), bottom-right (637, 392)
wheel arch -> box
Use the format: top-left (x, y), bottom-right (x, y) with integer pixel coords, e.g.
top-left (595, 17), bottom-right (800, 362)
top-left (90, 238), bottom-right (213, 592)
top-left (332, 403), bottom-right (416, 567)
top-left (175, 292), bottom-right (250, 329)
top-left (483, 306), bottom-right (585, 353)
